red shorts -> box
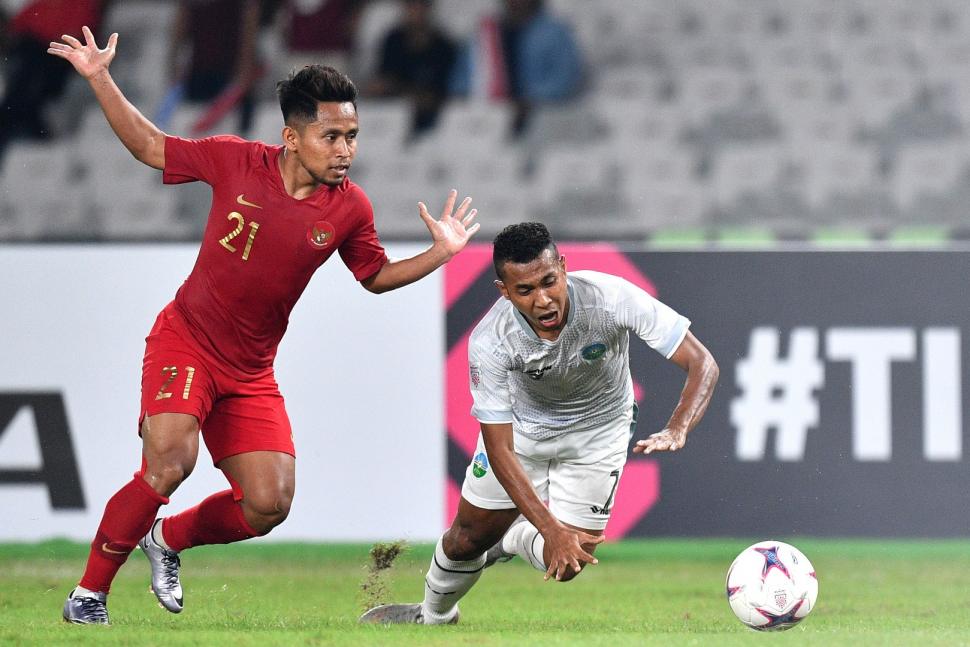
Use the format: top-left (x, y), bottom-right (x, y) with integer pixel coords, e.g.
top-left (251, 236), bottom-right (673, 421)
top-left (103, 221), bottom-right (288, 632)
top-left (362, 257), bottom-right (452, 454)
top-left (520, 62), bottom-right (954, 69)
top-left (139, 305), bottom-right (295, 465)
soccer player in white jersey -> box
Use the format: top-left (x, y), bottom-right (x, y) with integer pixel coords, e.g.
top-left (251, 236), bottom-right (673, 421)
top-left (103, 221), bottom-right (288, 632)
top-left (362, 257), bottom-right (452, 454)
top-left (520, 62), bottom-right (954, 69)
top-left (360, 222), bottom-right (719, 625)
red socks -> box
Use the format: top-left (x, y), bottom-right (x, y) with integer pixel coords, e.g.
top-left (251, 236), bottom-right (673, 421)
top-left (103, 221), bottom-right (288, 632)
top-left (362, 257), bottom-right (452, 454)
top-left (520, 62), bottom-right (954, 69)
top-left (161, 489), bottom-right (261, 552)
top-left (79, 478), bottom-right (260, 592)
top-left (79, 476), bottom-right (169, 593)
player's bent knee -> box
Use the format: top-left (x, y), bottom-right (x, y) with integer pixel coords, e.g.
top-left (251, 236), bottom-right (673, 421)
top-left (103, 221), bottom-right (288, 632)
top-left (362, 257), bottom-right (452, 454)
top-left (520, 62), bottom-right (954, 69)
top-left (240, 488), bottom-right (293, 533)
top-left (442, 528), bottom-right (489, 561)
top-left (240, 505), bottom-right (288, 535)
top-left (142, 463), bottom-right (192, 497)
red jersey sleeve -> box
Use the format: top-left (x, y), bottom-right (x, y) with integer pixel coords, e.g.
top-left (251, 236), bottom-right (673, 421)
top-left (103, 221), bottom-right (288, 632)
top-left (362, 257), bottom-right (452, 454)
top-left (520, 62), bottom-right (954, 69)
top-left (163, 135), bottom-right (252, 186)
top-left (338, 189), bottom-right (389, 282)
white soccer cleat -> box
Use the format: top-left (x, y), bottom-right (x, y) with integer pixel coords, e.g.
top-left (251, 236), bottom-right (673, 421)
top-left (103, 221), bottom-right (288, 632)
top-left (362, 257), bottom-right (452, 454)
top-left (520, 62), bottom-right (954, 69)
top-left (358, 603), bottom-right (459, 625)
top-left (139, 521), bottom-right (183, 613)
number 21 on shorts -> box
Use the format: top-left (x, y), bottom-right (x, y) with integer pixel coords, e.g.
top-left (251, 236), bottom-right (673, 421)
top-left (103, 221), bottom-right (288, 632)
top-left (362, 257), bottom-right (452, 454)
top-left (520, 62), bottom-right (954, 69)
top-left (155, 365), bottom-right (196, 401)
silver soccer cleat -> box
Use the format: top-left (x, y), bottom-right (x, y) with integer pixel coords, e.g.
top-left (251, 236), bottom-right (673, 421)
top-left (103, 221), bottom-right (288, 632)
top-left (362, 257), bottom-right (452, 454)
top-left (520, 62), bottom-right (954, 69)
top-left (358, 603), bottom-right (459, 625)
top-left (139, 522), bottom-right (183, 613)
top-left (62, 588), bottom-right (109, 625)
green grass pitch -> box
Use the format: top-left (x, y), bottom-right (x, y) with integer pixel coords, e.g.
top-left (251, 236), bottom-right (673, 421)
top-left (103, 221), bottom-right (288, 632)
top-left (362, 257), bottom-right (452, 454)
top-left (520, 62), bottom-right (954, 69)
top-left (3, 539), bottom-right (970, 646)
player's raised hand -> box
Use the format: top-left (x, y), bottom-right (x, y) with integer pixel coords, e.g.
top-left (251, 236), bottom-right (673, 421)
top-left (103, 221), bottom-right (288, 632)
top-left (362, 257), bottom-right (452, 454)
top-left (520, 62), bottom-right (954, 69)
top-left (47, 26), bottom-right (118, 80)
top-left (634, 426), bottom-right (689, 454)
top-left (418, 189), bottom-right (480, 259)
top-left (542, 525), bottom-right (604, 582)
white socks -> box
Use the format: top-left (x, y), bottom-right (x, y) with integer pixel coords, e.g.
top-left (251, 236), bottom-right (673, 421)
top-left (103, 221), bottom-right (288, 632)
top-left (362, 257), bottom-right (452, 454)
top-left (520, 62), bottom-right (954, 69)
top-left (151, 519), bottom-right (173, 551)
top-left (73, 585), bottom-right (103, 598)
top-left (501, 520), bottom-right (547, 572)
top-left (421, 537), bottom-right (485, 624)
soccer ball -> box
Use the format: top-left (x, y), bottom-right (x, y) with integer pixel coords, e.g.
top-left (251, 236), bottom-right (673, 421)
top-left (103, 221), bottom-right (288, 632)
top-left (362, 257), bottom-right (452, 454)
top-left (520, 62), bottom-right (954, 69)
top-left (725, 540), bottom-right (818, 631)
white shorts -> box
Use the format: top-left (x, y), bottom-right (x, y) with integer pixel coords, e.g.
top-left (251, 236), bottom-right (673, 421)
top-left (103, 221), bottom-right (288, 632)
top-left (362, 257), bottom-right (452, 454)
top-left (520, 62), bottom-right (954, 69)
top-left (460, 405), bottom-right (638, 530)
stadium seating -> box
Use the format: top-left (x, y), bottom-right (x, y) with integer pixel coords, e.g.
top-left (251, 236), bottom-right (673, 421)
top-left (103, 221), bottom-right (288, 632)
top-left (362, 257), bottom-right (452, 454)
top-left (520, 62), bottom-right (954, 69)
top-left (5, 0), bottom-right (970, 241)
top-left (1, 143), bottom-right (84, 239)
top-left (891, 140), bottom-right (970, 221)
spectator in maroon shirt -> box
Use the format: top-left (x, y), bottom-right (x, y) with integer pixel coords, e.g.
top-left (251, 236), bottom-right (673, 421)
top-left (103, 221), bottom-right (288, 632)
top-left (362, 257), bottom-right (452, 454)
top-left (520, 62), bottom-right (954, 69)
top-left (167, 0), bottom-right (261, 134)
top-left (278, 0), bottom-right (367, 80)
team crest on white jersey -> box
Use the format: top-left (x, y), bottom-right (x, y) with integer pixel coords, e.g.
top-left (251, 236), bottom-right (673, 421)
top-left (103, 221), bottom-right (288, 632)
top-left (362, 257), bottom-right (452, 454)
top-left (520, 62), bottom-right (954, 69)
top-left (582, 342), bottom-right (607, 361)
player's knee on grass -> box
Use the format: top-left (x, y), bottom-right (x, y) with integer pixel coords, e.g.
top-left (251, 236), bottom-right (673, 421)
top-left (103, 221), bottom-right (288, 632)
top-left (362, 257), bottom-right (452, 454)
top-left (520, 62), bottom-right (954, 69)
top-left (239, 483), bottom-right (293, 534)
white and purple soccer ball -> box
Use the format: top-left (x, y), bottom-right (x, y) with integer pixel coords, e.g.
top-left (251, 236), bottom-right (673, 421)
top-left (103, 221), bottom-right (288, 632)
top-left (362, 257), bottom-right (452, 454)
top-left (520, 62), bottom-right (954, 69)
top-left (725, 541), bottom-right (818, 631)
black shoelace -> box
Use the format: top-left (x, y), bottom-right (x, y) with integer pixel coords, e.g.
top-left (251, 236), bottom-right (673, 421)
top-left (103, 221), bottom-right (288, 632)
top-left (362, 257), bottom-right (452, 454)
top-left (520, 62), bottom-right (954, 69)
top-left (160, 551), bottom-right (181, 589)
top-left (77, 596), bottom-right (108, 622)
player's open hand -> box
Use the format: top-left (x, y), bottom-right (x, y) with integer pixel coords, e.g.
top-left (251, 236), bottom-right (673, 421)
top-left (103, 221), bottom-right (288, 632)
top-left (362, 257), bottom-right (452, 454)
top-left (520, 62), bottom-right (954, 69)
top-left (542, 525), bottom-right (604, 582)
top-left (47, 26), bottom-right (118, 80)
top-left (634, 427), bottom-right (688, 454)
top-left (418, 190), bottom-right (480, 259)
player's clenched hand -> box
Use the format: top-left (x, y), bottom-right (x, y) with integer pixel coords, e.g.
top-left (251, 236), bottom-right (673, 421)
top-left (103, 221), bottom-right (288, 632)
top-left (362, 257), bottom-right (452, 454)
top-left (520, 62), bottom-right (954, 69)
top-left (542, 526), bottom-right (603, 582)
top-left (634, 426), bottom-right (688, 454)
top-left (417, 189), bottom-right (480, 259)
top-left (47, 26), bottom-right (118, 80)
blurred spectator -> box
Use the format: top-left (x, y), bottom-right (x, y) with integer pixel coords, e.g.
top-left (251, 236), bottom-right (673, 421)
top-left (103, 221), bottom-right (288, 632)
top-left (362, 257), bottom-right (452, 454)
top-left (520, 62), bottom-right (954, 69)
top-left (0, 9), bottom-right (10, 52)
top-left (365, 0), bottom-right (456, 140)
top-left (167, 0), bottom-right (262, 134)
top-left (278, 0), bottom-right (367, 79)
top-left (0, 0), bottom-right (109, 158)
top-left (450, 0), bottom-right (583, 135)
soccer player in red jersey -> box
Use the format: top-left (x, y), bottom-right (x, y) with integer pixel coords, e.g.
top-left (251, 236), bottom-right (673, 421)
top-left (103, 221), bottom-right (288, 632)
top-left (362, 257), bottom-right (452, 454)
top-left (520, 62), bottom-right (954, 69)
top-left (48, 27), bottom-right (480, 625)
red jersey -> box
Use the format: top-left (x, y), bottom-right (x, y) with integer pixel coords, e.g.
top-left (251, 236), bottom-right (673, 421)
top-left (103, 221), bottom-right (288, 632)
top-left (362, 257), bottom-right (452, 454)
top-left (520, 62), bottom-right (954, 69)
top-left (162, 135), bottom-right (388, 374)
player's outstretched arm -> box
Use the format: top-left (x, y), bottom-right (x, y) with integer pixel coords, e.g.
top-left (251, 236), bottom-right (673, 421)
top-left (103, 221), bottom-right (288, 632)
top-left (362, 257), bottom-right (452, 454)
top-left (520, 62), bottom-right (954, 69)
top-left (481, 422), bottom-right (603, 581)
top-left (634, 331), bottom-right (719, 454)
top-left (48, 26), bottom-right (166, 170)
top-left (361, 190), bottom-right (479, 293)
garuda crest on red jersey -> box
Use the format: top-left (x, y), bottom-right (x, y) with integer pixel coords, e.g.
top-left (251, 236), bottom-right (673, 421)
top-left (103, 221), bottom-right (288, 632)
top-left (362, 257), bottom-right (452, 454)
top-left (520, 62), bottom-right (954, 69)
top-left (307, 221), bottom-right (335, 249)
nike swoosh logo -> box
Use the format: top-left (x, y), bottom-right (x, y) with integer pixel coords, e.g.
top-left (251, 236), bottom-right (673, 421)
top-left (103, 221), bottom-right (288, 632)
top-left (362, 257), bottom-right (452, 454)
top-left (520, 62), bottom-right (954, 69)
top-left (236, 194), bottom-right (262, 209)
top-left (101, 542), bottom-right (128, 555)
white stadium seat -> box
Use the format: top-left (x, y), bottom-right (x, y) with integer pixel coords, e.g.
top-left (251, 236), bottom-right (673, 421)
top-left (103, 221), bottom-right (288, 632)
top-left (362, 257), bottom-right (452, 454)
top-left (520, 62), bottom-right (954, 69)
top-left (891, 140), bottom-right (970, 210)
top-left (356, 99), bottom-right (411, 152)
top-left (843, 67), bottom-right (920, 130)
top-left (710, 143), bottom-right (786, 208)
top-left (435, 101), bottom-right (514, 151)
top-left (789, 143), bottom-right (880, 208)
top-left (1, 143), bottom-right (86, 238)
top-left (624, 145), bottom-right (709, 228)
top-left (676, 68), bottom-right (756, 124)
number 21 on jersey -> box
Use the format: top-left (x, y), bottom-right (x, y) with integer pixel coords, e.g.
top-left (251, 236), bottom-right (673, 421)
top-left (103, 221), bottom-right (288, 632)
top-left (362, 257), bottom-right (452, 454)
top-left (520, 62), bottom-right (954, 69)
top-left (219, 211), bottom-right (260, 261)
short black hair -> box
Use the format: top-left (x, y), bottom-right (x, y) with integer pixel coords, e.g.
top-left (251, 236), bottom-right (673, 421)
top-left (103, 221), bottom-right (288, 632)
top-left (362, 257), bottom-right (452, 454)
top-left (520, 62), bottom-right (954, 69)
top-left (277, 65), bottom-right (358, 127)
top-left (492, 222), bottom-right (558, 278)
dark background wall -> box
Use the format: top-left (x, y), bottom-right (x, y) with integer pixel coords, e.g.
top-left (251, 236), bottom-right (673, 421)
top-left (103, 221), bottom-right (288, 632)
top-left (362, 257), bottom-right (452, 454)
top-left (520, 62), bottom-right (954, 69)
top-left (447, 249), bottom-right (970, 537)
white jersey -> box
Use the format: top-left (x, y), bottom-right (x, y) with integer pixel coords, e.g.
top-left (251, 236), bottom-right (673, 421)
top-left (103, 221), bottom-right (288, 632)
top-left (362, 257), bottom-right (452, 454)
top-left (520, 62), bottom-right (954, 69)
top-left (468, 270), bottom-right (690, 440)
